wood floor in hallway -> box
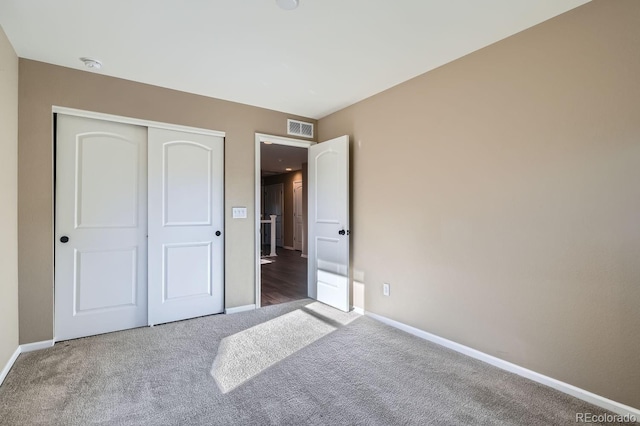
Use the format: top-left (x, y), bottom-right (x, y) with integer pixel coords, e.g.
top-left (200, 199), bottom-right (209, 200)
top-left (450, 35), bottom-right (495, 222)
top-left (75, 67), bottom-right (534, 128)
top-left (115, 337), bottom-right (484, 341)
top-left (261, 247), bottom-right (307, 307)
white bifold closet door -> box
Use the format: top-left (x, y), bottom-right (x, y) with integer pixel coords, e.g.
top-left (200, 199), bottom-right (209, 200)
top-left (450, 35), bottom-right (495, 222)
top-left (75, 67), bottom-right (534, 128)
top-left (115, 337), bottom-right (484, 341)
top-left (147, 128), bottom-right (224, 325)
top-left (55, 115), bottom-right (224, 341)
top-left (55, 115), bottom-right (148, 341)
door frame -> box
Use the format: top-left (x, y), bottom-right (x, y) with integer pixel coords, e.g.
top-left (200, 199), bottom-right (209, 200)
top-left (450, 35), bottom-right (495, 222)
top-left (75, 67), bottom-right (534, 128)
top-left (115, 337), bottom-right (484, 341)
top-left (52, 106), bottom-right (225, 342)
top-left (254, 133), bottom-right (315, 308)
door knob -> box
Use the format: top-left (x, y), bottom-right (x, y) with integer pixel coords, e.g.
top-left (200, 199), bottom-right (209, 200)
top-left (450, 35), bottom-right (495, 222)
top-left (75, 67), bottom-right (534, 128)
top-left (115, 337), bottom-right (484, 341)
top-left (215, 231), bottom-right (221, 237)
top-left (60, 236), bottom-right (69, 243)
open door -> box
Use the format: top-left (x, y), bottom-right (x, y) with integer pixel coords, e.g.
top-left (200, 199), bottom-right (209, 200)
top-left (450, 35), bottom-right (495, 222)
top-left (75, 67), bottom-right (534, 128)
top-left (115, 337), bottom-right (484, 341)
top-left (308, 135), bottom-right (350, 312)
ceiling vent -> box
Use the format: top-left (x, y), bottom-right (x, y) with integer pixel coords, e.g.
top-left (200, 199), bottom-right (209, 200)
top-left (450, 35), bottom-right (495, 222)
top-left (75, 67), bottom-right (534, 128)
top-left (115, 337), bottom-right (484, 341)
top-left (287, 119), bottom-right (314, 138)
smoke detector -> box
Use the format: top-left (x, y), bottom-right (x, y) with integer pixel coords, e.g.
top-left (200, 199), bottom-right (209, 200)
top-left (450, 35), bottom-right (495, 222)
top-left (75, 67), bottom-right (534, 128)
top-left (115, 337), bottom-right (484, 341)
top-left (80, 57), bottom-right (102, 70)
top-left (276, 0), bottom-right (299, 10)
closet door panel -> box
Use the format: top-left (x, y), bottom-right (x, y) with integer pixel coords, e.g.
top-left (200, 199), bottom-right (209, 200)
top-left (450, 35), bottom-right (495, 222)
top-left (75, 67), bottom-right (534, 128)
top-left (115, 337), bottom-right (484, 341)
top-left (148, 128), bottom-right (224, 325)
top-left (55, 115), bottom-right (148, 341)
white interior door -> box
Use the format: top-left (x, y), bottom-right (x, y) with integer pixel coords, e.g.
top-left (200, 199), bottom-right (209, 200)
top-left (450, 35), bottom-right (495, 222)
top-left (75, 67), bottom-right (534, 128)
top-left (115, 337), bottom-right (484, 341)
top-left (308, 135), bottom-right (350, 312)
top-left (55, 115), bottom-right (148, 341)
top-left (293, 180), bottom-right (303, 251)
top-left (263, 184), bottom-right (283, 247)
top-left (147, 128), bottom-right (224, 325)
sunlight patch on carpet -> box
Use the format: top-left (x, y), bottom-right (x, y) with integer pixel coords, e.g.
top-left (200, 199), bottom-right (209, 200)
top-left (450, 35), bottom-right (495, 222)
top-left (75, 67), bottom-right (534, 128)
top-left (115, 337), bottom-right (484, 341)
top-left (211, 302), bottom-right (359, 393)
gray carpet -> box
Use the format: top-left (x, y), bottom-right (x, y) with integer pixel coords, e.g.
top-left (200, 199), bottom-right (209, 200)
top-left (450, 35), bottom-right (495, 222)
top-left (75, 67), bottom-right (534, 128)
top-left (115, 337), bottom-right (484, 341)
top-left (0, 299), bottom-right (619, 425)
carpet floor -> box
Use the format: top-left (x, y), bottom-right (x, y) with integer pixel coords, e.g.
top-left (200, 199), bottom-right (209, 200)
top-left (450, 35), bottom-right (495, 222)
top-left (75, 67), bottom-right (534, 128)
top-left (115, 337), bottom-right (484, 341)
top-left (0, 299), bottom-right (617, 425)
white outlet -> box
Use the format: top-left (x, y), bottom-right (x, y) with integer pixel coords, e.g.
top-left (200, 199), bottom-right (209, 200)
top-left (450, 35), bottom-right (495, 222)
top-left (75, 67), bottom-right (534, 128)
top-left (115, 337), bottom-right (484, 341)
top-left (383, 283), bottom-right (390, 296)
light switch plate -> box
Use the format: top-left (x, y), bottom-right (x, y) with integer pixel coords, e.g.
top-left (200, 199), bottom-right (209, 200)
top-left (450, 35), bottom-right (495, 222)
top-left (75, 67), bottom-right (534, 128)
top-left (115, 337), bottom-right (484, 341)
top-left (232, 207), bottom-right (247, 219)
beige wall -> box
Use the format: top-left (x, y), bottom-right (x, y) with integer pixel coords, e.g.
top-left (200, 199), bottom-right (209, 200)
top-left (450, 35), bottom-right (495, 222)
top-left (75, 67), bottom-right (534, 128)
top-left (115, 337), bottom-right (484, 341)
top-left (318, 0), bottom-right (640, 409)
top-left (0, 26), bottom-right (19, 370)
top-left (263, 170), bottom-right (303, 248)
top-left (18, 59), bottom-right (316, 344)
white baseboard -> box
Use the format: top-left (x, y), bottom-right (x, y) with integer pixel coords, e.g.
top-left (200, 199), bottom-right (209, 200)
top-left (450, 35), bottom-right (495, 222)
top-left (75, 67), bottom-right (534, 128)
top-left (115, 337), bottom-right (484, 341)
top-left (20, 340), bottom-right (55, 353)
top-left (283, 246), bottom-right (295, 250)
top-left (366, 311), bottom-right (640, 419)
top-left (225, 304), bottom-right (256, 314)
top-left (1, 338), bottom-right (58, 386)
top-left (300, 254), bottom-right (308, 258)
top-left (352, 306), bottom-right (364, 315)
top-left (0, 347), bottom-right (21, 386)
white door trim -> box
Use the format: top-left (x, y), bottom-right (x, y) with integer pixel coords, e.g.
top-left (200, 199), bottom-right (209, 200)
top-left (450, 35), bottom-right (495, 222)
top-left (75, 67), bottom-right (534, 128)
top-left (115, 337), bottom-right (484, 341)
top-left (254, 133), bottom-right (315, 308)
top-left (52, 106), bottom-right (225, 138)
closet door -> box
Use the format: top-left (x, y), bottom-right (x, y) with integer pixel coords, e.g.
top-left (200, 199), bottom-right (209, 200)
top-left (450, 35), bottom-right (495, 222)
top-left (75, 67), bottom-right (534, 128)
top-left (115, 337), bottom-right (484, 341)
top-left (55, 115), bottom-right (148, 341)
top-left (147, 128), bottom-right (224, 325)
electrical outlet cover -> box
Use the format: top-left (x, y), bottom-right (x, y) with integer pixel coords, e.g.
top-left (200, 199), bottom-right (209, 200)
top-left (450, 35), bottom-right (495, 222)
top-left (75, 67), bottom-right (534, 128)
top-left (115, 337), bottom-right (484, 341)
top-left (383, 283), bottom-right (390, 296)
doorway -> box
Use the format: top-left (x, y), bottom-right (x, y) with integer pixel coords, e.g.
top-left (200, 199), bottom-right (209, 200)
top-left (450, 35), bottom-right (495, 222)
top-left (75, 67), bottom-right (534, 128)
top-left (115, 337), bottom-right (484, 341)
top-left (255, 133), bottom-right (351, 312)
top-left (255, 134), bottom-right (314, 308)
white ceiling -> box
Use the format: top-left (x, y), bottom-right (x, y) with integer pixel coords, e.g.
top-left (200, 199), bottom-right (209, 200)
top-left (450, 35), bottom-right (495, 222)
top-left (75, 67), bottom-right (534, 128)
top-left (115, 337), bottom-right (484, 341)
top-left (0, 0), bottom-right (589, 119)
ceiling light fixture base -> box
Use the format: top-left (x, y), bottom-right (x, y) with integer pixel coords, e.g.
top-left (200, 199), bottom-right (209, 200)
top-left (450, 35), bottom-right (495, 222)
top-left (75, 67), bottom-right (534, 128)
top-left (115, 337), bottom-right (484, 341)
top-left (80, 57), bottom-right (103, 70)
